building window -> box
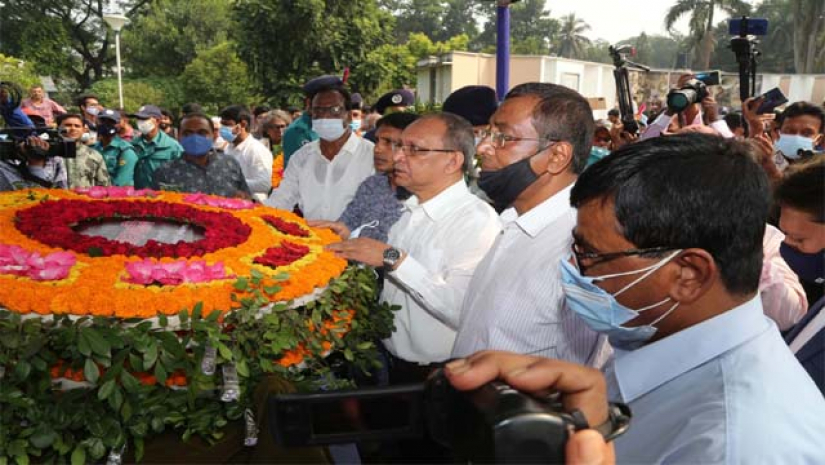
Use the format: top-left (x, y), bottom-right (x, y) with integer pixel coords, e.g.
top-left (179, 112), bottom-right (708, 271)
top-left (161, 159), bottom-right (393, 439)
top-left (561, 73), bottom-right (580, 91)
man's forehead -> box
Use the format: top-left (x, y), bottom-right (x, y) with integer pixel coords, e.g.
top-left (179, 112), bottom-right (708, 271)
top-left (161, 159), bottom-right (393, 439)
top-left (491, 96), bottom-right (538, 127)
top-left (376, 125), bottom-right (401, 139)
top-left (313, 91), bottom-right (344, 105)
top-left (402, 118), bottom-right (443, 142)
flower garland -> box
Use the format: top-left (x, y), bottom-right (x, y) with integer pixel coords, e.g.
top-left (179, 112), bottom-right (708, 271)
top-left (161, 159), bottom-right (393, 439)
top-left (0, 188), bottom-right (347, 318)
top-left (271, 153), bottom-right (284, 189)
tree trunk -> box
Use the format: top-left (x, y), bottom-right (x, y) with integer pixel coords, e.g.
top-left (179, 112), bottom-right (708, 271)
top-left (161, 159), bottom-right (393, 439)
top-left (698, 1), bottom-right (716, 70)
top-left (794, 0), bottom-right (825, 73)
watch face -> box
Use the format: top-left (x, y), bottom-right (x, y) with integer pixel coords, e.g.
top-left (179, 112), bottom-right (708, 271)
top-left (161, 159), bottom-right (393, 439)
top-left (383, 248), bottom-right (401, 261)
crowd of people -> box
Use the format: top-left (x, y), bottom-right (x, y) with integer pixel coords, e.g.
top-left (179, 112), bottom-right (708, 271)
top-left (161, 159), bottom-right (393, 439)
top-left (1, 74), bottom-right (824, 463)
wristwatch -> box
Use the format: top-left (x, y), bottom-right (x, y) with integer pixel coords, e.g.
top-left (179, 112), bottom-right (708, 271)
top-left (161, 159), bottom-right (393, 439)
top-left (568, 402), bottom-right (632, 442)
top-left (382, 247), bottom-right (403, 270)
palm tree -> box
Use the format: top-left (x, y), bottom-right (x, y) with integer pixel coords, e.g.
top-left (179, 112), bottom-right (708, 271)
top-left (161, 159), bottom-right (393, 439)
top-left (664, 0), bottom-right (751, 69)
top-left (556, 13), bottom-right (591, 59)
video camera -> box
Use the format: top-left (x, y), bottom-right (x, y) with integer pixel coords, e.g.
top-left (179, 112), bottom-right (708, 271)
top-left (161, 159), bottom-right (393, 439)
top-left (609, 44), bottom-right (650, 136)
top-left (268, 370), bottom-right (631, 463)
top-left (0, 128), bottom-right (77, 162)
top-left (666, 79), bottom-right (709, 113)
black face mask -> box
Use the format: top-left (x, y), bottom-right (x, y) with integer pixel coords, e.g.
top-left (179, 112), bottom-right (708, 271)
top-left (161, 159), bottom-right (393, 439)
top-left (97, 123), bottom-right (118, 137)
top-left (159, 123), bottom-right (171, 131)
top-left (478, 150), bottom-right (545, 209)
top-left (780, 242), bottom-right (824, 285)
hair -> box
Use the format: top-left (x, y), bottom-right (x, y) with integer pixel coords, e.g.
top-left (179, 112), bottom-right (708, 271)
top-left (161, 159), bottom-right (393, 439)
top-left (608, 109), bottom-right (620, 117)
top-left (775, 157), bottom-right (825, 223)
top-left (724, 112), bottom-right (743, 131)
top-left (219, 105), bottom-right (252, 127)
top-left (180, 112), bottom-right (215, 132)
top-left (181, 102), bottom-right (203, 115)
top-left (571, 133), bottom-right (770, 295)
top-left (777, 101), bottom-right (825, 134)
top-left (417, 112), bottom-right (475, 174)
top-left (56, 113), bottom-right (85, 126)
top-left (253, 105), bottom-right (271, 117)
top-left (76, 94), bottom-right (98, 108)
top-left (310, 85), bottom-right (352, 111)
top-left (375, 112), bottom-right (419, 131)
top-left (260, 110), bottom-right (293, 131)
top-left (160, 108), bottom-right (174, 120)
top-left (505, 82), bottom-right (595, 174)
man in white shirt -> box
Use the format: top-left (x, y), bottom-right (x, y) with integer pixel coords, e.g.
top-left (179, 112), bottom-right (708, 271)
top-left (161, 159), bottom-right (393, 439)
top-left (452, 83), bottom-right (603, 365)
top-left (327, 113), bottom-right (501, 383)
top-left (266, 85), bottom-right (374, 220)
top-left (219, 105), bottom-right (273, 201)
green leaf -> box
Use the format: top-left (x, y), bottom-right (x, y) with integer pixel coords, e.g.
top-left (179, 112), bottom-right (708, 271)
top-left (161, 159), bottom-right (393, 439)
top-left (84, 358), bottom-right (100, 384)
top-left (217, 343), bottom-right (233, 361)
top-left (154, 363), bottom-right (168, 385)
top-left (192, 302), bottom-right (203, 320)
top-left (109, 386), bottom-right (124, 410)
top-left (158, 313), bottom-right (168, 328)
top-left (236, 359), bottom-right (249, 377)
top-left (134, 437), bottom-right (145, 462)
top-left (250, 268), bottom-right (263, 280)
top-left (77, 333), bottom-right (92, 357)
top-left (88, 438), bottom-right (106, 460)
top-left (356, 341), bottom-right (374, 350)
top-left (87, 247), bottom-right (103, 257)
top-left (143, 343), bottom-right (158, 369)
top-left (120, 370), bottom-right (140, 393)
top-left (178, 308), bottom-right (190, 324)
top-left (14, 360), bottom-right (31, 380)
top-left (71, 446), bottom-right (86, 465)
top-left (14, 455), bottom-right (29, 465)
top-left (343, 348), bottom-right (354, 362)
top-left (264, 285), bottom-right (281, 295)
top-left (82, 327), bottom-right (111, 357)
top-left (97, 379), bottom-right (116, 400)
top-left (121, 401), bottom-right (133, 422)
top-left (233, 276), bottom-right (249, 291)
top-left (29, 427), bottom-right (57, 449)
top-left (128, 353), bottom-right (144, 372)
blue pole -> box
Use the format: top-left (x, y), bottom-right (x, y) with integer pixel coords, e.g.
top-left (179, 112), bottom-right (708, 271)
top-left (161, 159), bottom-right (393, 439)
top-left (495, 4), bottom-right (510, 102)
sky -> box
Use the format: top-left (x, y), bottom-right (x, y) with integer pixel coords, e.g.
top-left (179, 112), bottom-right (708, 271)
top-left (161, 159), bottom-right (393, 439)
top-left (546, 0), bottom-right (705, 44)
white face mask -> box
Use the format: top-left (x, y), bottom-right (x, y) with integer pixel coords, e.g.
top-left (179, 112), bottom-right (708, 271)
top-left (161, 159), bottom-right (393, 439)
top-left (312, 118), bottom-right (347, 142)
top-left (137, 119), bottom-right (155, 136)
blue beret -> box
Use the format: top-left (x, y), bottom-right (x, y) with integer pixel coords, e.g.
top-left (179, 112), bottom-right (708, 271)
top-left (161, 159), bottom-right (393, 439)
top-left (303, 75), bottom-right (344, 96)
top-left (374, 89), bottom-right (415, 115)
top-left (98, 108), bottom-right (121, 123)
top-left (442, 86), bottom-right (498, 126)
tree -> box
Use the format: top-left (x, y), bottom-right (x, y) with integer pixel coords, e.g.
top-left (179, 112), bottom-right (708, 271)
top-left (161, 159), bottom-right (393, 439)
top-left (122, 0), bottom-right (235, 77)
top-left (474, 0), bottom-right (559, 54)
top-left (233, 0), bottom-right (395, 103)
top-left (792, 0), bottom-right (825, 73)
top-left (88, 79), bottom-right (166, 114)
top-left (555, 13), bottom-right (592, 59)
top-left (0, 54), bottom-right (41, 90)
top-left (0, 0), bottom-right (151, 91)
top-left (180, 42), bottom-right (261, 113)
top-left (664, 0), bottom-right (751, 70)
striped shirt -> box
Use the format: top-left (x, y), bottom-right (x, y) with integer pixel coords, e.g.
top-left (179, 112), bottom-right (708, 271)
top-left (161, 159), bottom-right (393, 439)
top-left (451, 184), bottom-right (604, 365)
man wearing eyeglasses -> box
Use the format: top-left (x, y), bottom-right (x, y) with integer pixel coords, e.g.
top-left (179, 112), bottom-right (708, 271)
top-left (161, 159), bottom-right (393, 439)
top-left (266, 84), bottom-right (374, 220)
top-left (563, 134), bottom-right (825, 463)
top-left (327, 113), bottom-right (501, 383)
top-left (451, 83), bottom-right (605, 368)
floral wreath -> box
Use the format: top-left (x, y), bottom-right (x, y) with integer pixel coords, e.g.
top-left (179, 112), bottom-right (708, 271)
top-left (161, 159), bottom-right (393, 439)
top-left (0, 187), bottom-right (347, 319)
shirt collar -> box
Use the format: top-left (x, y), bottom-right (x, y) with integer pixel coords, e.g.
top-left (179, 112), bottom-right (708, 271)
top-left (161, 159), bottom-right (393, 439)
top-left (612, 296), bottom-right (769, 403)
top-left (404, 180), bottom-right (469, 222)
top-left (500, 184), bottom-right (574, 238)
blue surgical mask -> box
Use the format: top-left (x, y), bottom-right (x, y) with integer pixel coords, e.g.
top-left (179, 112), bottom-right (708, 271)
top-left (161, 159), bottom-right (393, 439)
top-left (587, 146), bottom-right (610, 168)
top-left (560, 250), bottom-right (682, 351)
top-left (180, 134), bottom-right (213, 157)
top-left (775, 134), bottom-right (814, 160)
top-left (349, 119), bottom-right (362, 132)
top-left (220, 125), bottom-right (237, 143)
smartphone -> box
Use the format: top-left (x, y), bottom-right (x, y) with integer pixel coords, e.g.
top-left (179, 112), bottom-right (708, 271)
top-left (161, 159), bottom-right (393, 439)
top-left (695, 71), bottom-right (721, 86)
top-left (756, 87), bottom-right (788, 114)
top-left (729, 18), bottom-right (769, 36)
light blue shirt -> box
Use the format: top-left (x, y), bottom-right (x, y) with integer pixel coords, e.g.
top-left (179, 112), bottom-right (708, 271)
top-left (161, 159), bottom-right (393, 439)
top-left (607, 297), bottom-right (825, 464)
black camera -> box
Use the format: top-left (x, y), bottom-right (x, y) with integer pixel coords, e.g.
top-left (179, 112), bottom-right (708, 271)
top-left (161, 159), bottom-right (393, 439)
top-left (0, 128), bottom-right (77, 162)
top-left (666, 79), bottom-right (709, 113)
top-left (268, 370), bottom-right (630, 463)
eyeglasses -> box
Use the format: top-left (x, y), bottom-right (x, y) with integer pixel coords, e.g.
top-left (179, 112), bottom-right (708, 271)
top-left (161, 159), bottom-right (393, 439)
top-left (311, 105), bottom-right (346, 118)
top-left (393, 144), bottom-right (457, 156)
top-left (571, 243), bottom-right (676, 270)
top-left (477, 128), bottom-right (550, 149)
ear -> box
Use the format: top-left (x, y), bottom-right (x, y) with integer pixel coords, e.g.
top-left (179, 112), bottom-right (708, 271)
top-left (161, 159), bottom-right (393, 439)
top-left (537, 141), bottom-right (574, 176)
top-left (668, 249), bottom-right (717, 304)
top-left (444, 150), bottom-right (465, 176)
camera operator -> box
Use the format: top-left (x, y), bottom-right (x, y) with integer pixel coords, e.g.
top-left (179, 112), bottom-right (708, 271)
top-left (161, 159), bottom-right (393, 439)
top-left (445, 350), bottom-right (614, 465)
top-left (0, 134), bottom-right (68, 191)
top-left (641, 74), bottom-right (733, 140)
top-left (744, 98), bottom-right (824, 182)
top-left (56, 113), bottom-right (110, 188)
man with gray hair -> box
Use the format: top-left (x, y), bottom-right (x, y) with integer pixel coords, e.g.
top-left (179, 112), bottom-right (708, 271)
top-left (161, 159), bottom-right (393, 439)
top-left (327, 112), bottom-right (501, 383)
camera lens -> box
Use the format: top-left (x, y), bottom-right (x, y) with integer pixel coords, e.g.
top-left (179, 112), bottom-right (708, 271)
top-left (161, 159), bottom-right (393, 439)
top-left (667, 90), bottom-right (696, 113)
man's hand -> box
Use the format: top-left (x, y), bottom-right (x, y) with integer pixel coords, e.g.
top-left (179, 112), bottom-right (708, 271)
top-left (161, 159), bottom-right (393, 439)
top-left (700, 93), bottom-right (719, 123)
top-left (308, 220), bottom-right (351, 240)
top-left (445, 351), bottom-right (614, 465)
top-left (742, 96), bottom-right (766, 136)
top-left (325, 237), bottom-right (390, 267)
top-left (750, 134), bottom-right (783, 181)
